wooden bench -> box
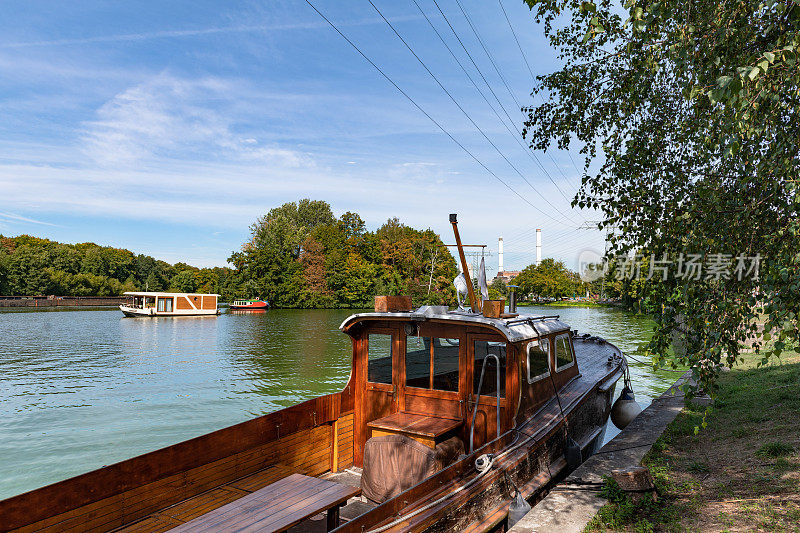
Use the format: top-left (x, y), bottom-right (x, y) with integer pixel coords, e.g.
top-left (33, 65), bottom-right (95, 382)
top-left (368, 412), bottom-right (462, 448)
top-left (166, 473), bottom-right (361, 532)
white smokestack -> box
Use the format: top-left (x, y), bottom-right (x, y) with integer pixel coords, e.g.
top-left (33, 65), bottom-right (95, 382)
top-left (498, 237), bottom-right (504, 274)
top-left (536, 229), bottom-right (542, 266)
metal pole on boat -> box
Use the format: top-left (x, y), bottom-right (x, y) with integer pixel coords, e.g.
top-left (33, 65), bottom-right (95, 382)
top-left (450, 214), bottom-right (480, 313)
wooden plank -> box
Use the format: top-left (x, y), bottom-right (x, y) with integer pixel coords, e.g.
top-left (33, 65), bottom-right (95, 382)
top-left (160, 486), bottom-right (249, 523)
top-left (235, 485), bottom-right (345, 532)
top-left (166, 475), bottom-right (360, 533)
top-left (331, 419), bottom-right (340, 472)
top-left (226, 465), bottom-right (298, 493)
top-left (366, 412), bottom-right (461, 438)
top-left (112, 515), bottom-right (184, 533)
top-left (168, 477), bottom-right (319, 531)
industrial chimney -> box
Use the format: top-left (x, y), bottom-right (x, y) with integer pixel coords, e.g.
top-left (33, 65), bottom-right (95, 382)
top-left (498, 237), bottom-right (504, 275)
top-left (536, 229), bottom-right (542, 266)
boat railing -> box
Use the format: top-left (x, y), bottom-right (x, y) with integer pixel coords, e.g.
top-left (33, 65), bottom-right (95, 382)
top-left (469, 353), bottom-right (500, 454)
top-left (503, 315), bottom-right (560, 326)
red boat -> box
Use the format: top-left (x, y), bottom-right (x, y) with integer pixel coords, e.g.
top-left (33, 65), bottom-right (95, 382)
top-left (229, 298), bottom-right (269, 310)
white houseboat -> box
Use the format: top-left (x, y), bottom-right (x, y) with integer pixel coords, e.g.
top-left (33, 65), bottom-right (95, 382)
top-left (120, 292), bottom-right (220, 317)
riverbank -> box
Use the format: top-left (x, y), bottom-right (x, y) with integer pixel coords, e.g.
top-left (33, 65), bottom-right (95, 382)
top-left (517, 300), bottom-right (621, 309)
top-left (587, 352), bottom-right (800, 531)
top-left (0, 295), bottom-right (126, 307)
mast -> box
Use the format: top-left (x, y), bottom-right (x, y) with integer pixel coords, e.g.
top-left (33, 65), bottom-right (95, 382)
top-left (449, 214), bottom-right (479, 312)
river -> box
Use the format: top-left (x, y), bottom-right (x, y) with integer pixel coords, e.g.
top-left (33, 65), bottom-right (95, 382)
top-left (0, 305), bottom-right (676, 499)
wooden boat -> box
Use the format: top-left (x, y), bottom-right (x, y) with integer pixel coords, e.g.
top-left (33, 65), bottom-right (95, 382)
top-left (120, 292), bottom-right (220, 317)
top-left (1, 216), bottom-right (627, 533)
top-left (229, 298), bottom-right (269, 310)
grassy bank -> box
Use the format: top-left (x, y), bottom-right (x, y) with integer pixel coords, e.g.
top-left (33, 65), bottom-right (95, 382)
top-left (587, 352), bottom-right (800, 532)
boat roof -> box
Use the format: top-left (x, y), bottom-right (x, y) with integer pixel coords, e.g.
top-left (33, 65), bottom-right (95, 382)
top-left (123, 292), bottom-right (220, 297)
top-left (340, 305), bottom-right (571, 343)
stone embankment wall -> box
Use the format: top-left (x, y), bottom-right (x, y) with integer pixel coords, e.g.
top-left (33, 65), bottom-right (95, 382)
top-left (0, 296), bottom-right (126, 307)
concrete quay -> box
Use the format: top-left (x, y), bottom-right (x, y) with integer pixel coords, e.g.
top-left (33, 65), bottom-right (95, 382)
top-left (509, 371), bottom-right (705, 533)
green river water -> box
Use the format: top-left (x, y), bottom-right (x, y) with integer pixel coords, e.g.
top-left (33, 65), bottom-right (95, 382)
top-left (0, 305), bottom-right (678, 499)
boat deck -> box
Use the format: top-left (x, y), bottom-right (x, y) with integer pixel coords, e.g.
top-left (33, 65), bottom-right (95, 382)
top-left (112, 466), bottom-right (373, 533)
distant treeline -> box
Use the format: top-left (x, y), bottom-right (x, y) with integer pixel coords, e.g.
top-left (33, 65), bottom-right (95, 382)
top-left (0, 199), bottom-right (459, 308)
top-left (0, 234), bottom-right (242, 300)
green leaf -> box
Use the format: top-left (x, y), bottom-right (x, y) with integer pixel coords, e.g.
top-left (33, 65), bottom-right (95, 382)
top-left (764, 51), bottom-right (775, 63)
top-left (716, 75), bottom-right (733, 88)
top-left (748, 66), bottom-right (761, 80)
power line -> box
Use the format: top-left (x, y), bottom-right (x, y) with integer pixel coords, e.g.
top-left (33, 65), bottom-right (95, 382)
top-left (505, 228), bottom-right (585, 257)
top-left (496, 0), bottom-right (586, 183)
top-left (367, 0), bottom-right (578, 226)
top-left (412, 0), bottom-right (578, 210)
top-left (430, 0), bottom-right (582, 209)
top-left (454, 0), bottom-right (522, 109)
top-left (497, 0), bottom-right (534, 80)
top-left (503, 226), bottom-right (578, 249)
top-left (303, 0), bottom-right (569, 226)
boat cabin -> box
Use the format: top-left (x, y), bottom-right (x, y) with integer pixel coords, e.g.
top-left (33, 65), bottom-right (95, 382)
top-left (120, 292), bottom-right (219, 317)
top-left (341, 306), bottom-right (578, 468)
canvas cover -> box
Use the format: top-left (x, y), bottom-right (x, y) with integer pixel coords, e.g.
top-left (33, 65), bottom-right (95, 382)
top-left (361, 434), bottom-right (464, 503)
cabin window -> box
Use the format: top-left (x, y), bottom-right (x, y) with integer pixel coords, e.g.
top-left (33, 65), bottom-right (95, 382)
top-left (405, 337), bottom-right (460, 392)
top-left (164, 298), bottom-right (173, 312)
top-left (554, 334), bottom-right (575, 371)
top-left (527, 339), bottom-right (550, 383)
top-left (473, 341), bottom-right (506, 398)
top-left (157, 298), bottom-right (165, 312)
top-left (367, 334), bottom-right (393, 384)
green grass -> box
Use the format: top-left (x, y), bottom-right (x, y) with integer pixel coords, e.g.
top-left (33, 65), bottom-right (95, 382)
top-left (585, 350), bottom-right (800, 532)
top-left (756, 442), bottom-right (796, 458)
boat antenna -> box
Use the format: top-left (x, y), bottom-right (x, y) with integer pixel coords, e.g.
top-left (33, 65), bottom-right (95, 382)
top-left (449, 214), bottom-right (479, 313)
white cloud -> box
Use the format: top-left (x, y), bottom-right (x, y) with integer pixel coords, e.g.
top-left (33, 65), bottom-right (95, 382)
top-left (0, 212), bottom-right (58, 227)
top-left (80, 74), bottom-right (312, 168)
top-left (0, 15), bottom-right (427, 49)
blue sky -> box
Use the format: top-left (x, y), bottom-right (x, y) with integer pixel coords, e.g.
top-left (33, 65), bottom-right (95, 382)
top-left (0, 0), bottom-right (604, 273)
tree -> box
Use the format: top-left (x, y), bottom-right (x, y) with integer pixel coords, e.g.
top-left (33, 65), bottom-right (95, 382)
top-left (0, 247), bottom-right (9, 294)
top-left (488, 277), bottom-right (508, 301)
top-left (169, 271), bottom-right (197, 293)
top-left (0, 234), bottom-right (242, 297)
top-left (515, 258), bottom-right (579, 300)
top-left (524, 0), bottom-right (800, 392)
top-left (299, 236), bottom-right (334, 308)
